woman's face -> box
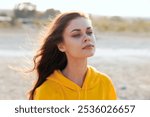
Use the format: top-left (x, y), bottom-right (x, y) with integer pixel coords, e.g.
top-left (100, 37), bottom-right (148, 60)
top-left (58, 17), bottom-right (96, 59)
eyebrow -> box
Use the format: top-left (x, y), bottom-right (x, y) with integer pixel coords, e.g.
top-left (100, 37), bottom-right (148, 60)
top-left (71, 27), bottom-right (92, 32)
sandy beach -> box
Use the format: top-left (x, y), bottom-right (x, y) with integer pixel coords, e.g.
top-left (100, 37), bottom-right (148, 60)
top-left (0, 28), bottom-right (150, 99)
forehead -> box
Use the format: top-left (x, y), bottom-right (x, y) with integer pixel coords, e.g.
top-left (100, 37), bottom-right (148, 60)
top-left (65, 17), bottom-right (92, 31)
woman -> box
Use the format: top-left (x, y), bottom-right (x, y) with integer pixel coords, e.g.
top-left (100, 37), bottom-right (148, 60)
top-left (29, 11), bottom-right (117, 100)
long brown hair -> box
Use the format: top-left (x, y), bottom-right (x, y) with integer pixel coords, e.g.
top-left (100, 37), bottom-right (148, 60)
top-left (29, 12), bottom-right (89, 99)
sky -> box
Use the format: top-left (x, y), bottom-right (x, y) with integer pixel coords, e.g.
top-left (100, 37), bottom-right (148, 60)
top-left (0, 0), bottom-right (150, 18)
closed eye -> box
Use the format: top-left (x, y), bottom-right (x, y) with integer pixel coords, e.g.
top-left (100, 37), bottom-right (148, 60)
top-left (87, 31), bottom-right (93, 35)
top-left (72, 34), bottom-right (81, 38)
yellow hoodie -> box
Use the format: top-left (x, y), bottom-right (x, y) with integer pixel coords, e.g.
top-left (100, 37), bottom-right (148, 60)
top-left (34, 66), bottom-right (117, 100)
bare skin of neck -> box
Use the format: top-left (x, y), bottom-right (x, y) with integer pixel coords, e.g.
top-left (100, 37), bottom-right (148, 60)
top-left (62, 57), bottom-right (88, 87)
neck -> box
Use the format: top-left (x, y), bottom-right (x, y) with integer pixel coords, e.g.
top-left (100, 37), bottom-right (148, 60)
top-left (62, 58), bottom-right (88, 87)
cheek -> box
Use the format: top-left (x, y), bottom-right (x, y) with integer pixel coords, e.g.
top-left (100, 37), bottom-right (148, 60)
top-left (67, 40), bottom-right (81, 51)
top-left (64, 39), bottom-right (82, 55)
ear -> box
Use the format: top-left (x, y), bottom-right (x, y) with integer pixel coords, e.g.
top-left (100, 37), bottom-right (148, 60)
top-left (57, 42), bottom-right (66, 52)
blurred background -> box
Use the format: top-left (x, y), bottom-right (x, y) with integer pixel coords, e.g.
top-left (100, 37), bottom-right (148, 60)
top-left (0, 0), bottom-right (150, 99)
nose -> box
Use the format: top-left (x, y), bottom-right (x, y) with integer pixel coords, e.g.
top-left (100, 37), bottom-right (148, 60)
top-left (83, 34), bottom-right (91, 42)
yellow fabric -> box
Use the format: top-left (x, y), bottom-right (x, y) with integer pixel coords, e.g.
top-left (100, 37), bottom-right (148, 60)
top-left (34, 66), bottom-right (117, 100)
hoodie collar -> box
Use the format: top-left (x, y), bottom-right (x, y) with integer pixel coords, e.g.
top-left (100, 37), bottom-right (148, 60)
top-left (48, 66), bottom-right (99, 91)
top-left (50, 66), bottom-right (96, 91)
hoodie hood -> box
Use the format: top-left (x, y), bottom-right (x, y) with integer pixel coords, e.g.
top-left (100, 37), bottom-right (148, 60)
top-left (50, 66), bottom-right (100, 91)
top-left (49, 66), bottom-right (101, 99)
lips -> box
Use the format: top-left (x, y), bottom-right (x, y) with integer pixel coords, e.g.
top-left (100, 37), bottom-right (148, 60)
top-left (82, 44), bottom-right (94, 49)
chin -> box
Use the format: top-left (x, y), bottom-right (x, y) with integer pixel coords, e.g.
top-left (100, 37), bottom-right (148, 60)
top-left (86, 52), bottom-right (95, 57)
top-left (85, 48), bottom-right (95, 57)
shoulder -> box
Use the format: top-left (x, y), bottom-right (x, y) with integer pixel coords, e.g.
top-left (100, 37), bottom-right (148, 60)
top-left (88, 65), bottom-right (115, 88)
top-left (89, 66), bottom-right (117, 99)
top-left (88, 66), bottom-right (111, 80)
top-left (33, 77), bottom-right (62, 100)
